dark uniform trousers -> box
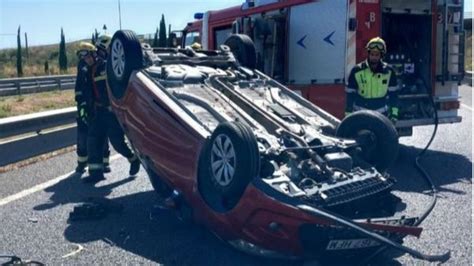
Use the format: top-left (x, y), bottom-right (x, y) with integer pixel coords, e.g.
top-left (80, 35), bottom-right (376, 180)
top-left (87, 106), bottom-right (135, 174)
top-left (76, 117), bottom-right (110, 165)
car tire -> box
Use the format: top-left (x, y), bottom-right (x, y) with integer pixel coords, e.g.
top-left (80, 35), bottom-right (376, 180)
top-left (107, 30), bottom-right (143, 100)
top-left (198, 121), bottom-right (259, 211)
top-left (336, 110), bottom-right (399, 171)
top-left (224, 34), bottom-right (257, 69)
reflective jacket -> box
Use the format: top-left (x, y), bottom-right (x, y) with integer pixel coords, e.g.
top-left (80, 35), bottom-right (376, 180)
top-left (90, 58), bottom-right (110, 108)
top-left (74, 59), bottom-right (92, 104)
top-left (345, 60), bottom-right (399, 113)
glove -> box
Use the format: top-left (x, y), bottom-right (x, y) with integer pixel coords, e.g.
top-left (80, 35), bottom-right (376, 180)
top-left (389, 107), bottom-right (399, 123)
top-left (78, 102), bottom-right (88, 125)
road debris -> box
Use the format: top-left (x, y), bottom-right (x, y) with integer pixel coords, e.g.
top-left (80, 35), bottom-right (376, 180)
top-left (61, 244), bottom-right (84, 259)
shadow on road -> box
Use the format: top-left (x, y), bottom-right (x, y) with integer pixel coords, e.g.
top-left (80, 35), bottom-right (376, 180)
top-left (61, 189), bottom-right (306, 266)
top-left (388, 144), bottom-right (472, 194)
top-left (33, 172), bottom-right (135, 211)
top-left (31, 172), bottom-right (409, 265)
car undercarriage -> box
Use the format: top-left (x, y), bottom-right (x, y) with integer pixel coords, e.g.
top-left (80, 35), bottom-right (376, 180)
top-left (105, 30), bottom-right (450, 263)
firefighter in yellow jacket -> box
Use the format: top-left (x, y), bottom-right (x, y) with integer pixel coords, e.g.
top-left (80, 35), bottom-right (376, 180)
top-left (345, 37), bottom-right (399, 122)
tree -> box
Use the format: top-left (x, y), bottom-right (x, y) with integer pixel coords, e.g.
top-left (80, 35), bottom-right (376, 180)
top-left (152, 27), bottom-right (159, 47)
top-left (58, 27), bottom-right (68, 73)
top-left (167, 24), bottom-right (173, 47)
top-left (16, 25), bottom-right (23, 77)
top-left (158, 14), bottom-right (167, 47)
top-left (44, 60), bottom-right (49, 75)
top-left (24, 32), bottom-right (29, 59)
top-left (91, 33), bottom-right (96, 44)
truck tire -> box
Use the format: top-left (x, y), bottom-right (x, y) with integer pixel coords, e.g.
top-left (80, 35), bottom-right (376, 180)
top-left (198, 121), bottom-right (259, 212)
top-left (107, 30), bottom-right (143, 100)
top-left (224, 34), bottom-right (257, 69)
top-left (336, 110), bottom-right (399, 171)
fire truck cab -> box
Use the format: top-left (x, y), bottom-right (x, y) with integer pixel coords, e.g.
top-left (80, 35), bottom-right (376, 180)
top-left (182, 0), bottom-right (464, 136)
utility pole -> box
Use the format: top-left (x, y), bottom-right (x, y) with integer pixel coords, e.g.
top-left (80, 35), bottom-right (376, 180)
top-left (118, 0), bottom-right (122, 30)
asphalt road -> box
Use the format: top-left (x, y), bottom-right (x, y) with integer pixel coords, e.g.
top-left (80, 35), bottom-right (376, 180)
top-left (0, 84), bottom-right (471, 265)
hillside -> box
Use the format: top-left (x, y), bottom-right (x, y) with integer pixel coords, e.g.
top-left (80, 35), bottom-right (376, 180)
top-left (0, 40), bottom-right (90, 78)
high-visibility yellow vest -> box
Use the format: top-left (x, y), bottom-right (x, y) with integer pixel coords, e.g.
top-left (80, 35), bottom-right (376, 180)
top-left (353, 65), bottom-right (392, 99)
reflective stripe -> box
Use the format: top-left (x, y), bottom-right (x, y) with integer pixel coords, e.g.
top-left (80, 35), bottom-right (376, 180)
top-left (94, 75), bottom-right (106, 81)
top-left (75, 91), bottom-right (83, 96)
top-left (103, 157), bottom-right (110, 164)
top-left (354, 105), bottom-right (388, 113)
top-left (388, 86), bottom-right (399, 92)
top-left (345, 87), bottom-right (357, 93)
top-left (390, 107), bottom-right (399, 116)
top-left (78, 156), bottom-right (88, 163)
top-left (88, 163), bottom-right (103, 170)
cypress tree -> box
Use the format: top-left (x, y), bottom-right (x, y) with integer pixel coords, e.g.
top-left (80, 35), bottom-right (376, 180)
top-left (167, 24), bottom-right (173, 47)
top-left (58, 28), bottom-right (68, 73)
top-left (24, 32), bottom-right (29, 59)
top-left (152, 27), bottom-right (159, 47)
top-left (158, 14), bottom-right (167, 47)
top-left (16, 25), bottom-right (23, 77)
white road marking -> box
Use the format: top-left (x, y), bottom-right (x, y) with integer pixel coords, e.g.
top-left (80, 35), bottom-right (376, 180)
top-left (461, 103), bottom-right (472, 112)
top-left (0, 154), bottom-right (121, 207)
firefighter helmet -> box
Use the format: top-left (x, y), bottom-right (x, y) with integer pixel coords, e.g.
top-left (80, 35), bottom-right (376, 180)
top-left (191, 42), bottom-right (202, 50)
top-left (95, 34), bottom-right (112, 51)
top-left (366, 37), bottom-right (386, 54)
top-left (76, 42), bottom-right (97, 57)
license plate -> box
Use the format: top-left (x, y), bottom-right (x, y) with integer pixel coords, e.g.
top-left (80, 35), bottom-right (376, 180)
top-left (326, 238), bottom-right (380, 250)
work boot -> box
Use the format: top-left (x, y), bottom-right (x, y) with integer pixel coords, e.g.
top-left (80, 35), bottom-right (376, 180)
top-left (82, 171), bottom-right (105, 184)
top-left (75, 162), bottom-right (87, 174)
top-left (129, 158), bottom-right (140, 176)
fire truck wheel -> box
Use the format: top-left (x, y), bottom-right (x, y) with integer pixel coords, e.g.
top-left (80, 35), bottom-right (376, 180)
top-left (107, 30), bottom-right (143, 100)
top-left (198, 121), bottom-right (259, 212)
top-left (336, 110), bottom-right (399, 172)
top-left (224, 34), bottom-right (257, 69)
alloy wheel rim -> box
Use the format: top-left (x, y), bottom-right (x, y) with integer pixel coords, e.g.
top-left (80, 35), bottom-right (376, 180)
top-left (111, 39), bottom-right (125, 79)
top-left (211, 134), bottom-right (236, 186)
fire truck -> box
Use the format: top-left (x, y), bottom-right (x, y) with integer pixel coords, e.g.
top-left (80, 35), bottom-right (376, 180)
top-left (181, 0), bottom-right (465, 136)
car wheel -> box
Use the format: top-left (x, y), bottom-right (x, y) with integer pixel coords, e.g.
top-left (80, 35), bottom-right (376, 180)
top-left (198, 121), bottom-right (259, 211)
top-left (107, 30), bottom-right (143, 100)
top-left (336, 110), bottom-right (399, 171)
top-left (224, 34), bottom-right (257, 69)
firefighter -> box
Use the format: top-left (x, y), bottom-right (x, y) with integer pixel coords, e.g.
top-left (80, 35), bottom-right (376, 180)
top-left (83, 35), bottom-right (140, 183)
top-left (345, 37), bottom-right (399, 122)
top-left (190, 42), bottom-right (201, 50)
top-left (74, 42), bottom-right (111, 174)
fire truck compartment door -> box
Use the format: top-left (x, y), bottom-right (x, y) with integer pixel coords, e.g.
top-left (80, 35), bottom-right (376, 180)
top-left (288, 0), bottom-right (347, 84)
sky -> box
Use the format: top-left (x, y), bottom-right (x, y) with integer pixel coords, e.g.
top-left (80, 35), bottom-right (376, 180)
top-left (0, 0), bottom-right (472, 49)
top-left (0, 0), bottom-right (243, 49)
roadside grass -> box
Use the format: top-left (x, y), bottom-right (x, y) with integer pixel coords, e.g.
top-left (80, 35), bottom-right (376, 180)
top-left (0, 89), bottom-right (75, 118)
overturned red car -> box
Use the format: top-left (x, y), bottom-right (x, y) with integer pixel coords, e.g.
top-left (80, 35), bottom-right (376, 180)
top-left (105, 30), bottom-right (449, 263)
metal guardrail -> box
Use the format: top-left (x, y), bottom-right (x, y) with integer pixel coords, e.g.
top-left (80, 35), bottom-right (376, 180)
top-left (0, 75), bottom-right (76, 97)
top-left (0, 107), bottom-right (77, 166)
